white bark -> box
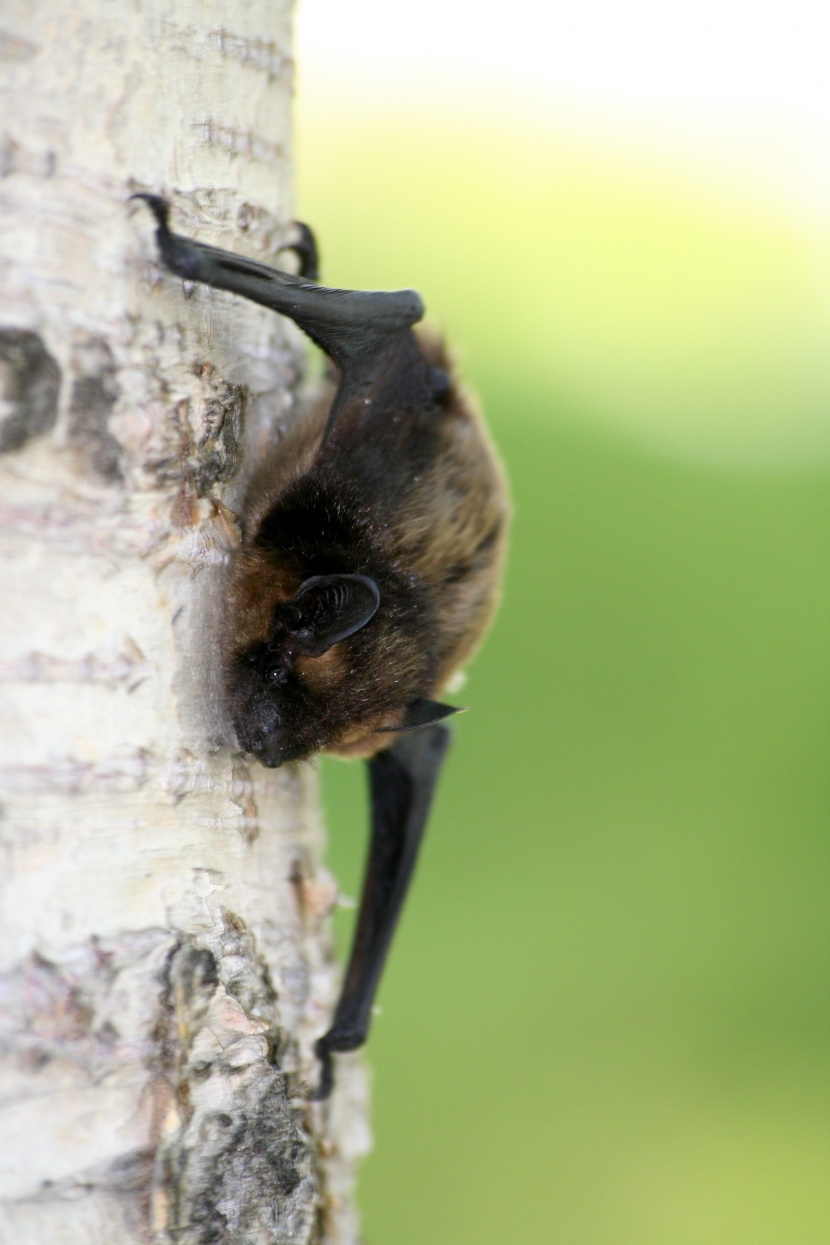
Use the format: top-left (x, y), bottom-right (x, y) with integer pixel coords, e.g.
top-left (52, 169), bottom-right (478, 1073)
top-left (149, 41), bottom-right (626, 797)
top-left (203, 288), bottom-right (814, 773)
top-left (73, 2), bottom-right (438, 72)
top-left (0, 4), bottom-right (369, 1242)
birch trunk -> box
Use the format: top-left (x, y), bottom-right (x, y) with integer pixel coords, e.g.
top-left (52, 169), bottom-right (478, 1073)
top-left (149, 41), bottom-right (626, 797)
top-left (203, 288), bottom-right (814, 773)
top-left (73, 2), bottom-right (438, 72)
top-left (0, 3), bottom-right (369, 1242)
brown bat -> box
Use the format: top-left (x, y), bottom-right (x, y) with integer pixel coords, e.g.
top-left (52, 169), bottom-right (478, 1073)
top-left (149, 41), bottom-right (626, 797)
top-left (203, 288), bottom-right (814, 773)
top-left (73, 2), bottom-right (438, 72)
top-left (133, 195), bottom-right (508, 1097)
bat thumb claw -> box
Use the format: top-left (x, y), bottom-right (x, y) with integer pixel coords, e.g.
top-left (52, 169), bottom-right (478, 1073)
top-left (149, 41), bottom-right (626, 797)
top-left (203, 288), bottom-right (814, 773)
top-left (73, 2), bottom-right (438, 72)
top-left (127, 193), bottom-right (171, 232)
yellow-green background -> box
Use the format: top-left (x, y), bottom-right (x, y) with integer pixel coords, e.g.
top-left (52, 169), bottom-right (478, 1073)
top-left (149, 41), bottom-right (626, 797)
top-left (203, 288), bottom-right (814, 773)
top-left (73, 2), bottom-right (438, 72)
top-left (297, 114), bottom-right (830, 1244)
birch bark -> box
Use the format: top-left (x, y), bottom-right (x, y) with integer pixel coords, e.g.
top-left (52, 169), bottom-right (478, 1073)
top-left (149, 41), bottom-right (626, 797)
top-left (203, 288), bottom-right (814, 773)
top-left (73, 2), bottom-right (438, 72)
top-left (0, 3), bottom-right (368, 1242)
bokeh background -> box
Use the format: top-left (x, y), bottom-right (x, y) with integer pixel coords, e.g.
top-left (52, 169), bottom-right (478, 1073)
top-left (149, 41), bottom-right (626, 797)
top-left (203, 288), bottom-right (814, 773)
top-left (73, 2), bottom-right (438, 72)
top-left (293, 4), bottom-right (830, 1242)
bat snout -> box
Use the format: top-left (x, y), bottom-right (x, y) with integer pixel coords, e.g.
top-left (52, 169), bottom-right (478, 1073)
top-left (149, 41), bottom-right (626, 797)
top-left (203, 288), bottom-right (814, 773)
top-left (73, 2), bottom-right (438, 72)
top-left (234, 697), bottom-right (299, 768)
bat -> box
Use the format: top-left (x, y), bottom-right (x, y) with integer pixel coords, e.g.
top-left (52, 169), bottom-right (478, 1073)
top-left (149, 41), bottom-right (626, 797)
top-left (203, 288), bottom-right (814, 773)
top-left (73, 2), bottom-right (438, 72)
top-left (132, 194), bottom-right (508, 1098)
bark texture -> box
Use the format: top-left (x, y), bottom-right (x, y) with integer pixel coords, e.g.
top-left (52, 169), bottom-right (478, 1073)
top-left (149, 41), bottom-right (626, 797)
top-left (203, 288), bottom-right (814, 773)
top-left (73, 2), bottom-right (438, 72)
top-left (0, 4), bottom-right (369, 1242)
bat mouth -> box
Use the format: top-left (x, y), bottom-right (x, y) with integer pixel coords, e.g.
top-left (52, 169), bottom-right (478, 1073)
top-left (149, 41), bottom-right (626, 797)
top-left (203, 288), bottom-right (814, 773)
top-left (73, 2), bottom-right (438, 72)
top-left (234, 706), bottom-right (304, 768)
top-left (239, 729), bottom-right (304, 768)
top-left (251, 747), bottom-right (300, 769)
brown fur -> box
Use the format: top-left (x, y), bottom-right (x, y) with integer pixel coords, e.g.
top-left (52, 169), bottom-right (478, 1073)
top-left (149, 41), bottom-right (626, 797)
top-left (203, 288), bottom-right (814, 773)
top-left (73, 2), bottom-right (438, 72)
top-left (381, 334), bottom-right (508, 689)
top-left (224, 329), bottom-right (508, 764)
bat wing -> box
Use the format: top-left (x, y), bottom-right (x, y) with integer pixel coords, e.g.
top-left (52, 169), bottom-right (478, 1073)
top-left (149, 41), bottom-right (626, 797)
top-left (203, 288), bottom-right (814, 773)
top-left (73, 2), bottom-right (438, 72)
top-left (313, 722), bottom-right (451, 1099)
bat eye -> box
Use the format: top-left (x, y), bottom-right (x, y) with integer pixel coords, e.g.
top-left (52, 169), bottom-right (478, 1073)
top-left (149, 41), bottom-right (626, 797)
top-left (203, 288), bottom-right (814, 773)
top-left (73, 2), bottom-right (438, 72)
top-left (268, 665), bottom-right (286, 684)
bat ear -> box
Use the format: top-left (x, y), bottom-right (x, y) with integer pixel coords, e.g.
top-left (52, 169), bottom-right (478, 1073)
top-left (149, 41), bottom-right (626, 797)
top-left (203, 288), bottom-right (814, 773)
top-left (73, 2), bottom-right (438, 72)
top-left (395, 698), bottom-right (465, 731)
top-left (279, 574), bottom-right (381, 656)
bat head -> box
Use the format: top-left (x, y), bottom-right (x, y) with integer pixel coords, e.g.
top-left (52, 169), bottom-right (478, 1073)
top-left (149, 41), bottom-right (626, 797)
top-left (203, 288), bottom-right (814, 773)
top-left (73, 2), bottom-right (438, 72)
top-left (226, 570), bottom-right (462, 766)
top-left (226, 573), bottom-right (380, 766)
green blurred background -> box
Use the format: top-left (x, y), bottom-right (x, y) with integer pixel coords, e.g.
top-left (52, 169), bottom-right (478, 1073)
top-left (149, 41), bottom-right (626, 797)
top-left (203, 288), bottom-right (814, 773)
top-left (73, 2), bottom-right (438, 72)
top-left (295, 96), bottom-right (830, 1245)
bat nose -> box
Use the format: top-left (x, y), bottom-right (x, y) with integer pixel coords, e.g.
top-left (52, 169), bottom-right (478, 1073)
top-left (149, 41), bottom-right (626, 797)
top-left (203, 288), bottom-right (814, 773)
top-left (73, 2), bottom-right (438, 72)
top-left (245, 705), bottom-right (300, 768)
top-left (249, 729), bottom-right (298, 768)
top-left (234, 698), bottom-right (289, 765)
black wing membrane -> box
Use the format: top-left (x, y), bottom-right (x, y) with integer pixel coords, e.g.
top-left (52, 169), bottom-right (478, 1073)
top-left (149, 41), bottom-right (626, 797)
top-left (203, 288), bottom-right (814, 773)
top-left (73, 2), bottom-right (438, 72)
top-left (313, 724), bottom-right (451, 1099)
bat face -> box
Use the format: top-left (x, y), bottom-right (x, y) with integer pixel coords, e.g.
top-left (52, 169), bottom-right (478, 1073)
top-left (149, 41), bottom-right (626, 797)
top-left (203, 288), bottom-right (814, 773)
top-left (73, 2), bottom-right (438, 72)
top-left (225, 571), bottom-right (384, 766)
top-left (223, 544), bottom-right (468, 764)
top-left (226, 638), bottom-right (406, 768)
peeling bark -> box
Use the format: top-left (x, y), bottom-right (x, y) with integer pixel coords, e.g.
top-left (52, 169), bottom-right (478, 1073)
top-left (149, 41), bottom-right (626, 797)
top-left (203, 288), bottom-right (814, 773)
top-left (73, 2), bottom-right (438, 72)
top-left (0, 3), bottom-right (369, 1242)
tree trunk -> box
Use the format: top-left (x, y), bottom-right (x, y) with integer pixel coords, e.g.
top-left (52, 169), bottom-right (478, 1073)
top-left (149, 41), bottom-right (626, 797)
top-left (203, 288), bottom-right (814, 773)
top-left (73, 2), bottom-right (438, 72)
top-left (0, 4), bottom-right (368, 1242)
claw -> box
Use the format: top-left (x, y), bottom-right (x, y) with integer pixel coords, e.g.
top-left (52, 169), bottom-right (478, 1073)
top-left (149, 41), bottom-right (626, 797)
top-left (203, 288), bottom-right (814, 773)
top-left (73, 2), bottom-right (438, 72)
top-left (278, 221), bottom-right (320, 282)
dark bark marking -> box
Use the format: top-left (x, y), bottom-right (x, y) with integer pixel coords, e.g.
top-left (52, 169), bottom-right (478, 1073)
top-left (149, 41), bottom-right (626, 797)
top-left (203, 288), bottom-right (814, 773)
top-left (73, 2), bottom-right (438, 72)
top-left (67, 336), bottom-right (123, 482)
top-left (189, 362), bottom-right (245, 494)
top-left (0, 328), bottom-right (61, 452)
